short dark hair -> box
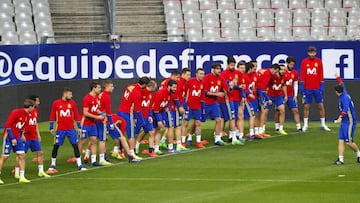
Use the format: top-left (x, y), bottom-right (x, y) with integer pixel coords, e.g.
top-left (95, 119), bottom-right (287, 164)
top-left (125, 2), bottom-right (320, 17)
top-left (196, 68), bottom-right (205, 73)
top-left (227, 56), bottom-right (236, 64)
top-left (171, 70), bottom-right (181, 76)
top-left (27, 94), bottom-right (39, 101)
top-left (90, 81), bottom-right (101, 90)
top-left (102, 80), bottom-right (113, 87)
top-left (245, 62), bottom-right (254, 72)
top-left (237, 61), bottom-right (246, 68)
top-left (211, 62), bottom-right (221, 69)
top-left (271, 63), bottom-right (280, 70)
top-left (138, 76), bottom-right (150, 85)
top-left (334, 85), bottom-right (344, 93)
top-left (168, 79), bottom-right (177, 87)
top-left (182, 68), bottom-right (191, 74)
top-left (147, 80), bottom-right (157, 88)
top-left (308, 46), bottom-right (316, 52)
top-left (286, 56), bottom-right (296, 64)
top-left (23, 99), bottom-right (35, 108)
top-left (250, 60), bottom-right (257, 64)
top-left (63, 87), bottom-right (73, 93)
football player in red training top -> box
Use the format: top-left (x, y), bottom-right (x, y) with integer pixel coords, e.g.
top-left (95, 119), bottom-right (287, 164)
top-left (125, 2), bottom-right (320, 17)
top-left (219, 57), bottom-right (244, 145)
top-left (14, 95), bottom-right (50, 178)
top-left (257, 63), bottom-right (280, 136)
top-left (202, 62), bottom-right (233, 146)
top-left (300, 46), bottom-right (330, 132)
top-left (47, 87), bottom-right (87, 173)
top-left (152, 80), bottom-right (178, 154)
top-left (0, 99), bottom-right (35, 184)
top-left (284, 56), bottom-right (302, 131)
top-left (79, 82), bottom-right (104, 166)
top-left (118, 77), bottom-right (150, 158)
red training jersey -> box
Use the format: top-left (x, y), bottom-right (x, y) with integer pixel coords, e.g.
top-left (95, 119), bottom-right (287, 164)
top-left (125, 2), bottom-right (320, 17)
top-left (4, 108), bottom-right (29, 139)
top-left (118, 83), bottom-right (142, 114)
top-left (141, 88), bottom-right (154, 118)
top-left (24, 108), bottom-right (38, 140)
top-left (98, 90), bottom-right (112, 122)
top-left (184, 77), bottom-right (203, 110)
top-left (284, 69), bottom-right (298, 97)
top-left (300, 57), bottom-right (324, 90)
top-left (267, 74), bottom-right (285, 97)
top-left (257, 68), bottom-right (272, 90)
top-left (152, 87), bottom-right (172, 113)
top-left (50, 99), bottom-right (81, 130)
top-left (247, 72), bottom-right (258, 100)
top-left (82, 93), bottom-right (100, 126)
top-left (219, 69), bottom-right (242, 102)
top-left (202, 73), bottom-right (229, 105)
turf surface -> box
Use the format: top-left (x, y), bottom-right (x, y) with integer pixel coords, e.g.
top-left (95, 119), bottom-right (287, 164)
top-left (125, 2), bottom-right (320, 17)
top-left (0, 121), bottom-right (359, 203)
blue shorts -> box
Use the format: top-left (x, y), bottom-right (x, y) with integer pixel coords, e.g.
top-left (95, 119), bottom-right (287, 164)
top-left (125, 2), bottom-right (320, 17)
top-left (162, 110), bottom-right (181, 128)
top-left (142, 118), bottom-right (154, 133)
top-left (185, 109), bottom-right (202, 121)
top-left (250, 100), bottom-right (259, 113)
top-left (81, 125), bottom-right (97, 139)
top-left (55, 129), bottom-right (79, 145)
top-left (202, 103), bottom-right (221, 122)
top-left (233, 101), bottom-right (240, 121)
top-left (244, 101), bottom-right (255, 119)
top-left (2, 138), bottom-right (25, 156)
top-left (96, 121), bottom-right (107, 141)
top-left (117, 112), bottom-right (141, 139)
top-left (266, 96), bottom-right (285, 109)
top-left (24, 140), bottom-right (42, 153)
top-left (303, 89), bottom-right (323, 104)
top-left (286, 96), bottom-right (298, 109)
top-left (153, 111), bottom-right (165, 129)
top-left (338, 121), bottom-right (357, 143)
top-left (108, 125), bottom-right (122, 140)
top-left (219, 101), bottom-right (235, 121)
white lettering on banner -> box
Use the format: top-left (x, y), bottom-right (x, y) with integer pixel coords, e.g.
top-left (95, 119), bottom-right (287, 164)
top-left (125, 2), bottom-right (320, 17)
top-left (272, 84), bottom-right (282, 90)
top-left (15, 122), bottom-right (25, 129)
top-left (210, 86), bottom-right (218, 93)
top-left (14, 57), bottom-right (33, 82)
top-left (59, 109), bottom-right (71, 117)
top-left (141, 100), bottom-right (150, 107)
top-left (137, 49), bottom-right (156, 78)
top-left (115, 55), bottom-right (134, 78)
top-left (81, 49), bottom-right (89, 78)
top-left (179, 48), bottom-right (194, 68)
top-left (307, 68), bottom-right (317, 75)
top-left (192, 90), bottom-right (201, 97)
top-left (36, 56), bottom-right (55, 81)
top-left (28, 118), bottom-right (37, 125)
top-left (93, 55), bottom-right (112, 79)
top-left (159, 54), bottom-right (178, 78)
top-left (0, 51), bottom-right (12, 85)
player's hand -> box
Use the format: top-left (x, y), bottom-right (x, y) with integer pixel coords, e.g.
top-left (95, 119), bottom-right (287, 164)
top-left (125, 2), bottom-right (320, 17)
top-left (148, 117), bottom-right (153, 123)
top-left (50, 129), bottom-right (55, 135)
top-left (284, 96), bottom-right (288, 103)
top-left (38, 135), bottom-right (42, 142)
top-left (228, 81), bottom-right (235, 88)
top-left (97, 115), bottom-right (105, 120)
top-left (77, 129), bottom-right (82, 136)
top-left (334, 117), bottom-right (342, 124)
top-left (11, 139), bottom-right (17, 146)
top-left (239, 84), bottom-right (246, 89)
top-left (110, 124), bottom-right (115, 130)
top-left (179, 106), bottom-right (185, 114)
top-left (294, 96), bottom-right (298, 104)
top-left (268, 100), bottom-right (273, 105)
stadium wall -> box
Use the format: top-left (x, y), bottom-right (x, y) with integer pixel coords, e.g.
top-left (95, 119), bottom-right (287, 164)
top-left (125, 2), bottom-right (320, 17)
top-left (0, 41), bottom-right (359, 126)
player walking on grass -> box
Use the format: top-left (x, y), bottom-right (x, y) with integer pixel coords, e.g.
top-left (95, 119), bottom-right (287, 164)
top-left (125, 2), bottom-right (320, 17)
top-left (0, 99), bottom-right (35, 184)
top-left (284, 57), bottom-right (302, 131)
top-left (300, 46), bottom-right (330, 132)
top-left (118, 77), bottom-right (150, 158)
top-left (202, 63), bottom-right (232, 146)
top-left (79, 82), bottom-right (104, 166)
top-left (333, 73), bottom-right (360, 165)
top-left (47, 88), bottom-right (87, 173)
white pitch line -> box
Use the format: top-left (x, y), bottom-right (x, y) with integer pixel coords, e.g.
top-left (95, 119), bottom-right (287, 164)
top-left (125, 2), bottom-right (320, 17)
top-left (0, 132), bottom-right (302, 188)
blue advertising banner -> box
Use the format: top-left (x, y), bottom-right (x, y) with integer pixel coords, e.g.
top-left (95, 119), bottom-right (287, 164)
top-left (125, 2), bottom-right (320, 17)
top-left (0, 41), bottom-right (358, 86)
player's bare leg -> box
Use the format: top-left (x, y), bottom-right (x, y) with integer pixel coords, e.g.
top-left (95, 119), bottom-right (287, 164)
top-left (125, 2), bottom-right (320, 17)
top-left (154, 125), bottom-right (164, 155)
top-left (291, 108), bottom-right (302, 131)
top-left (318, 103), bottom-right (330, 131)
top-left (214, 117), bottom-right (225, 145)
top-left (135, 131), bottom-right (146, 154)
top-left (175, 125), bottom-right (188, 151)
top-left (167, 127), bottom-right (176, 152)
top-left (237, 104), bottom-right (245, 140)
top-left (18, 153), bottom-right (29, 182)
top-left (159, 128), bottom-right (168, 149)
top-left (254, 112), bottom-right (260, 135)
top-left (275, 110), bottom-right (280, 131)
top-left (99, 140), bottom-right (110, 165)
top-left (89, 136), bottom-right (98, 165)
top-left (278, 105), bottom-right (288, 135)
top-left (182, 120), bottom-right (189, 146)
top-left (0, 155), bottom-right (9, 184)
top-left (36, 150), bottom-right (50, 177)
top-left (259, 108), bottom-right (269, 135)
top-left (186, 121), bottom-right (196, 145)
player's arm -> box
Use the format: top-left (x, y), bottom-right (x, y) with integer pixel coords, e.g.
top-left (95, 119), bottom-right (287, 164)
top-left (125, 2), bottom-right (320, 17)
top-left (5, 112), bottom-right (17, 146)
top-left (335, 97), bottom-right (350, 123)
top-left (282, 82), bottom-right (288, 102)
top-left (299, 61), bottom-right (306, 95)
top-left (49, 101), bottom-right (57, 135)
top-left (83, 107), bottom-right (103, 120)
top-left (72, 101), bottom-right (82, 134)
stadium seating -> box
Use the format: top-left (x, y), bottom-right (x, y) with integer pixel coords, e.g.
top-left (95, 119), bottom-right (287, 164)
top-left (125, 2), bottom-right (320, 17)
top-left (0, 0), bottom-right (54, 45)
top-left (164, 0), bottom-right (360, 42)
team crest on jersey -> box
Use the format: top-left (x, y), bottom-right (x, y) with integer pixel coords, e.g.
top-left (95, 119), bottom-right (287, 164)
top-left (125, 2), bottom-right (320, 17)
top-left (20, 117), bottom-right (22, 121)
top-left (149, 95), bottom-right (152, 99)
top-left (127, 86), bottom-right (135, 92)
top-left (59, 105), bottom-right (62, 108)
top-left (217, 80), bottom-right (221, 85)
top-left (34, 112), bottom-right (37, 117)
top-left (200, 84), bottom-right (203, 89)
top-left (242, 79), bottom-right (245, 83)
top-left (211, 81), bottom-right (214, 84)
top-left (306, 64), bottom-right (310, 67)
top-left (67, 104), bottom-right (71, 108)
top-left (314, 62), bottom-right (318, 67)
top-left (193, 85), bottom-right (196, 88)
top-left (291, 74), bottom-right (294, 79)
top-left (235, 74), bottom-right (238, 80)
top-left (253, 77), bottom-right (257, 82)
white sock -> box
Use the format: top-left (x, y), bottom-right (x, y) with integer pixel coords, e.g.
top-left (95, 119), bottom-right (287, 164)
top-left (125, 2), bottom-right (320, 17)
top-left (259, 127), bottom-right (264, 134)
top-left (357, 151), bottom-right (360, 157)
top-left (51, 158), bottom-right (56, 166)
top-left (187, 134), bottom-right (193, 141)
top-left (181, 136), bottom-right (186, 143)
top-left (85, 149), bottom-right (90, 158)
top-left (91, 155), bottom-right (96, 163)
top-left (339, 155), bottom-right (344, 162)
top-left (262, 125), bottom-right (266, 131)
top-left (320, 117), bottom-right (326, 127)
top-left (38, 165), bottom-right (44, 173)
top-left (113, 146), bottom-right (119, 154)
top-left (296, 123), bottom-right (301, 130)
top-left (135, 141), bottom-right (140, 150)
top-left (160, 136), bottom-right (167, 143)
top-left (249, 129), bottom-right (255, 136)
top-left (255, 127), bottom-right (259, 134)
top-left (99, 153), bottom-right (105, 162)
top-left (196, 135), bottom-right (201, 143)
top-left (176, 140), bottom-right (182, 148)
top-left (239, 132), bottom-right (244, 139)
top-left (231, 131), bottom-right (238, 140)
top-left (76, 157), bottom-right (82, 167)
top-left (168, 144), bottom-right (173, 150)
top-left (303, 118), bottom-right (308, 126)
top-left (20, 170), bottom-right (25, 178)
top-left (279, 125), bottom-right (283, 131)
top-left (129, 150), bottom-right (135, 156)
top-left (215, 135), bottom-right (221, 142)
top-left (154, 145), bottom-right (159, 151)
top-left (15, 167), bottom-right (20, 175)
top-left (275, 123), bottom-right (280, 130)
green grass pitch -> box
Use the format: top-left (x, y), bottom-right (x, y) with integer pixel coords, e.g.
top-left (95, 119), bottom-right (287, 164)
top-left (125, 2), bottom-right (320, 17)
top-left (0, 121), bottom-right (359, 203)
